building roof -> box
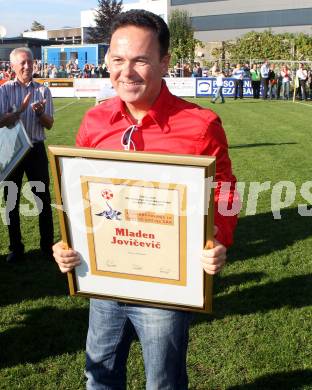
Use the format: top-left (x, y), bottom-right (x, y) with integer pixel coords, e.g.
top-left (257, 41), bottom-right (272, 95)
top-left (0, 37), bottom-right (53, 45)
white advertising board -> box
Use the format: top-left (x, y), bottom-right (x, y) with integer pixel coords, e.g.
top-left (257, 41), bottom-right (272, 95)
top-left (50, 77), bottom-right (198, 98)
top-left (50, 88), bottom-right (75, 98)
top-left (164, 77), bottom-right (195, 97)
top-left (74, 79), bottom-right (112, 98)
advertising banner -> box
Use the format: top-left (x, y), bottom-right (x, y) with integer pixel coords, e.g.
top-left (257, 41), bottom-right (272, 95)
top-left (36, 78), bottom-right (74, 88)
top-left (74, 78), bottom-right (112, 98)
top-left (2, 77), bottom-right (257, 98)
top-left (196, 78), bottom-right (253, 98)
top-left (37, 78), bottom-right (75, 97)
top-left (164, 77), bottom-right (195, 97)
top-left (0, 79), bottom-right (74, 97)
top-left (75, 78), bottom-right (196, 98)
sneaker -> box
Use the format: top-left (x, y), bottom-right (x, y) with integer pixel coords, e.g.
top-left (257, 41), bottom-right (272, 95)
top-left (6, 251), bottom-right (25, 264)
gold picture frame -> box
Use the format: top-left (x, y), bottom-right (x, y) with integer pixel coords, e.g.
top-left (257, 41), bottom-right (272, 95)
top-left (49, 146), bottom-right (215, 313)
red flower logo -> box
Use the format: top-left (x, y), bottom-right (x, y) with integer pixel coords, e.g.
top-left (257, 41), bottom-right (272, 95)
top-left (101, 189), bottom-right (113, 200)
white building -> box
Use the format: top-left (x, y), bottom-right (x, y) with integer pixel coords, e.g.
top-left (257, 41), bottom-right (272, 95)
top-left (82, 1), bottom-right (312, 42)
top-left (23, 1), bottom-right (312, 49)
top-left (23, 27), bottom-right (82, 44)
top-left (170, 0), bottom-right (312, 42)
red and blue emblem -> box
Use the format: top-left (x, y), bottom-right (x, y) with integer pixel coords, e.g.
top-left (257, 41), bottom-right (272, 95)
top-left (96, 188), bottom-right (121, 220)
top-left (101, 189), bottom-right (114, 200)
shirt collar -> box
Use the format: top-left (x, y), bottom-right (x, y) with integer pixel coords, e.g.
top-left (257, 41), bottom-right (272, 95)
top-left (14, 78), bottom-right (34, 88)
top-left (109, 81), bottom-right (171, 134)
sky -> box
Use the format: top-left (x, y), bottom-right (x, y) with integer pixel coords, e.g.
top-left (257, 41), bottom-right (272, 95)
top-left (0, 0), bottom-right (132, 37)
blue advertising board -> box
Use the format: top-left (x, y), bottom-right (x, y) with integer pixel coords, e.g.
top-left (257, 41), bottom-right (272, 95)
top-left (196, 78), bottom-right (254, 98)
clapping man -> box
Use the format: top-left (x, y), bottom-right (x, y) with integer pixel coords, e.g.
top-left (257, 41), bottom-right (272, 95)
top-left (0, 47), bottom-right (54, 263)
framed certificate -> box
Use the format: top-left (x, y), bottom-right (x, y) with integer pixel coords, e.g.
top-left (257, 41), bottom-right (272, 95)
top-left (49, 146), bottom-right (215, 312)
top-left (0, 120), bottom-right (32, 183)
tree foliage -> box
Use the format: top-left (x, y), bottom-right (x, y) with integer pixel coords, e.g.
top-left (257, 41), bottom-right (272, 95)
top-left (168, 10), bottom-right (203, 65)
top-left (212, 30), bottom-right (312, 62)
top-left (292, 32), bottom-right (312, 61)
top-left (87, 0), bottom-right (122, 43)
top-left (30, 21), bottom-right (45, 31)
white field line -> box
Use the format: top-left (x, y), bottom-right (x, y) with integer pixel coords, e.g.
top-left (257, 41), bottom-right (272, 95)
top-left (287, 100), bottom-right (312, 108)
top-left (293, 101), bottom-right (312, 108)
top-left (55, 100), bottom-right (78, 113)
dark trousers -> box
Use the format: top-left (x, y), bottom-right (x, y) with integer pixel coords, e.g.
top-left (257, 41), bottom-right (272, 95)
top-left (251, 81), bottom-right (261, 98)
top-left (234, 79), bottom-right (243, 99)
top-left (276, 80), bottom-right (283, 99)
top-left (262, 78), bottom-right (269, 99)
top-left (4, 142), bottom-right (53, 253)
top-left (298, 80), bottom-right (307, 100)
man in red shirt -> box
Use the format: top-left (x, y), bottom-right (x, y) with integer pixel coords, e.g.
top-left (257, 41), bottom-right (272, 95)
top-left (53, 10), bottom-right (237, 389)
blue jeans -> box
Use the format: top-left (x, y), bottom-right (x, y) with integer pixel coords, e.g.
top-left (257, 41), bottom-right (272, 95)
top-left (86, 299), bottom-right (192, 390)
top-left (212, 86), bottom-right (224, 102)
top-left (282, 81), bottom-right (290, 99)
top-left (268, 83), bottom-right (276, 99)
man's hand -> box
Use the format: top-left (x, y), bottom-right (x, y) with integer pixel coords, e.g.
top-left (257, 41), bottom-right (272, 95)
top-left (18, 92), bottom-right (31, 113)
top-left (201, 226), bottom-right (227, 275)
top-left (31, 98), bottom-right (46, 116)
top-left (0, 93), bottom-right (31, 128)
top-left (0, 112), bottom-right (20, 128)
top-left (0, 92), bottom-right (32, 128)
top-left (52, 241), bottom-right (81, 273)
top-left (31, 98), bottom-right (54, 129)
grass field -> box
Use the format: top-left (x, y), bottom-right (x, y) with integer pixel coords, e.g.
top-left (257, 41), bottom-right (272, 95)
top-left (0, 97), bottom-right (312, 389)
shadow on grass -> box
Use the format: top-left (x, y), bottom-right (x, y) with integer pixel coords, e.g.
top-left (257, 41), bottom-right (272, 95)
top-left (214, 273), bottom-right (312, 317)
top-left (0, 306), bottom-right (88, 368)
top-left (227, 369), bottom-right (312, 389)
top-left (0, 249), bottom-right (68, 307)
top-left (193, 206), bottom-right (312, 321)
top-left (230, 142), bottom-right (297, 149)
top-left (229, 208), bottom-right (311, 262)
top-left (193, 272), bottom-right (312, 324)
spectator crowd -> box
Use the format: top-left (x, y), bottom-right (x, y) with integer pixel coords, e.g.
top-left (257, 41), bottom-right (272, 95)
top-left (1, 57), bottom-right (311, 100)
top-left (0, 59), bottom-right (110, 80)
top-left (169, 60), bottom-right (312, 100)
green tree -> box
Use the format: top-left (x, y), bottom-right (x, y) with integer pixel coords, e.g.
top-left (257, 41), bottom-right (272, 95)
top-left (224, 30), bottom-right (292, 62)
top-left (220, 30), bottom-right (312, 62)
top-left (87, 0), bottom-right (122, 43)
top-left (168, 10), bottom-right (202, 65)
top-left (30, 20), bottom-right (45, 31)
top-left (293, 33), bottom-right (312, 61)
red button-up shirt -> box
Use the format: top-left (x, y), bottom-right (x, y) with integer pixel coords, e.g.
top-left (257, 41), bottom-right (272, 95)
top-left (76, 83), bottom-right (238, 247)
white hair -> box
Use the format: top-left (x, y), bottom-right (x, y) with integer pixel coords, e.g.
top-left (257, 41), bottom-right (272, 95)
top-left (10, 47), bottom-right (33, 63)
